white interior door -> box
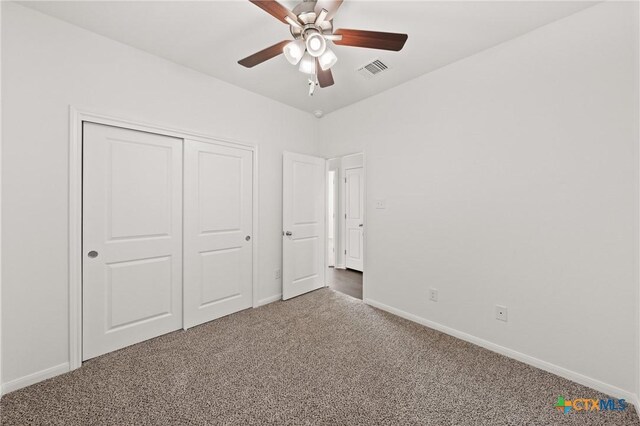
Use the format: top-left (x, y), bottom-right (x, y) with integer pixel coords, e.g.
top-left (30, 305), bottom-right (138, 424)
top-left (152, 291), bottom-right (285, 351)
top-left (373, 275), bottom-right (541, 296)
top-left (183, 140), bottom-right (253, 329)
top-left (345, 167), bottom-right (364, 271)
top-left (282, 152), bottom-right (326, 300)
top-left (83, 122), bottom-right (183, 361)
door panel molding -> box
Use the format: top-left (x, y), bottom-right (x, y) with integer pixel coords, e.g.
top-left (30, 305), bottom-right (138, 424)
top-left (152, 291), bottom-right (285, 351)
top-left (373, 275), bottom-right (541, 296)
top-left (69, 107), bottom-right (259, 370)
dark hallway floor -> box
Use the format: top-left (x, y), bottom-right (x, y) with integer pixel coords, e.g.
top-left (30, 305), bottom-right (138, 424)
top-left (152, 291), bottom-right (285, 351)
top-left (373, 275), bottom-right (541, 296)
top-left (327, 267), bottom-right (363, 299)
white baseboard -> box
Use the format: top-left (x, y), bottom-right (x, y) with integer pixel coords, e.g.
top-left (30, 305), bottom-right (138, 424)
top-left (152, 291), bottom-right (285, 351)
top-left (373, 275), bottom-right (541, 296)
top-left (1, 362), bottom-right (70, 396)
top-left (257, 294), bottom-right (282, 306)
top-left (364, 298), bottom-right (638, 404)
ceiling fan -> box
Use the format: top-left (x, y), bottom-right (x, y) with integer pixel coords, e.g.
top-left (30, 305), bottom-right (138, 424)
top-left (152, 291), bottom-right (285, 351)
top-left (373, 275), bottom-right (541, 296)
top-left (238, 0), bottom-right (408, 96)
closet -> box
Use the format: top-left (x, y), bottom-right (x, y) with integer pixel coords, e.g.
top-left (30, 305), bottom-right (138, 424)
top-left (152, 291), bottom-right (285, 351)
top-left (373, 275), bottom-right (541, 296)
top-left (82, 122), bottom-right (253, 360)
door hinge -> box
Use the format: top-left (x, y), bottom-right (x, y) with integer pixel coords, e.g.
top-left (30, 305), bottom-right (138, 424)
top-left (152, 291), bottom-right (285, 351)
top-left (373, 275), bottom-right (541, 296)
top-left (344, 178), bottom-right (347, 183)
top-left (344, 250), bottom-right (347, 254)
top-left (345, 213), bottom-right (347, 219)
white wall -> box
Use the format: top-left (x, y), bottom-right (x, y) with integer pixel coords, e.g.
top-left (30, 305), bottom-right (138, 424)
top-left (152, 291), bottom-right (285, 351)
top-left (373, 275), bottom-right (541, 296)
top-left (320, 1), bottom-right (639, 397)
top-left (327, 170), bottom-right (336, 267)
top-left (327, 158), bottom-right (342, 267)
top-left (1, 2), bottom-right (319, 388)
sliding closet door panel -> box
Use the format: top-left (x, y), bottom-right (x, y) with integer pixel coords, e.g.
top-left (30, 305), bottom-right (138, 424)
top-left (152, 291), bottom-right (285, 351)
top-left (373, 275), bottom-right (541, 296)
top-left (183, 140), bottom-right (253, 329)
top-left (82, 122), bottom-right (183, 361)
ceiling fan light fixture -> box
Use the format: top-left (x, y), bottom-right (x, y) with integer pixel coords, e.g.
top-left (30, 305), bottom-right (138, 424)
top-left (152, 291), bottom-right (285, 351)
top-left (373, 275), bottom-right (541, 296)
top-left (242, 0), bottom-right (408, 93)
top-left (283, 39), bottom-right (305, 65)
top-left (299, 53), bottom-right (316, 74)
top-left (305, 31), bottom-right (326, 57)
top-left (318, 48), bottom-right (338, 71)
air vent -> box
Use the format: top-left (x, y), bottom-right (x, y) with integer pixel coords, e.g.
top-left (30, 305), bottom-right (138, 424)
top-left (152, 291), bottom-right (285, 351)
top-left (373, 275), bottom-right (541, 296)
top-left (357, 59), bottom-right (389, 79)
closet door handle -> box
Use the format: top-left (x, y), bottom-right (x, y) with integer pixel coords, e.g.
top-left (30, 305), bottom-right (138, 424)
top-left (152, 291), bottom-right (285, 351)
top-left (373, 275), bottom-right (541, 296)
top-left (88, 250), bottom-right (98, 258)
top-left (245, 236), bottom-right (251, 241)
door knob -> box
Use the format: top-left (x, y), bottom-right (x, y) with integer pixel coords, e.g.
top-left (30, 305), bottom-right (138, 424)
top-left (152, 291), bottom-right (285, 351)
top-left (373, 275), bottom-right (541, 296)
top-left (359, 224), bottom-right (364, 227)
top-left (245, 235), bottom-right (251, 241)
top-left (285, 231), bottom-right (293, 236)
top-left (88, 250), bottom-right (98, 258)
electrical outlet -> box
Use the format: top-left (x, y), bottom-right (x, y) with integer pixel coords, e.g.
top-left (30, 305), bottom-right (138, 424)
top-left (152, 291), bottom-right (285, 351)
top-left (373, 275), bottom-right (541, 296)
top-left (274, 269), bottom-right (281, 280)
top-left (429, 288), bottom-right (438, 302)
top-left (375, 199), bottom-right (386, 209)
top-left (496, 305), bottom-right (508, 322)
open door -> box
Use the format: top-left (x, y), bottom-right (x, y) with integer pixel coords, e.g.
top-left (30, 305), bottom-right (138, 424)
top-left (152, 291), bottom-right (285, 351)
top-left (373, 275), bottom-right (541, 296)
top-left (345, 166), bottom-right (364, 271)
top-left (282, 152), bottom-right (326, 300)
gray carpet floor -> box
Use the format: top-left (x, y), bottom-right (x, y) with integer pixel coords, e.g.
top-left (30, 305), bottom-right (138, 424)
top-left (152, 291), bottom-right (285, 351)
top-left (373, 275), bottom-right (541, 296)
top-left (1, 288), bottom-right (638, 425)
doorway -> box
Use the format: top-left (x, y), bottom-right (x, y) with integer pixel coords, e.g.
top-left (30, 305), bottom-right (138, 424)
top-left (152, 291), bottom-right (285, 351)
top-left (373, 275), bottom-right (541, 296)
top-left (326, 153), bottom-right (364, 299)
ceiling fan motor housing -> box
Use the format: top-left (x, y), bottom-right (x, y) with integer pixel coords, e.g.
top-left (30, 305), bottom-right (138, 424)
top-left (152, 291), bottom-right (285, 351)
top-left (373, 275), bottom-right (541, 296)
top-left (290, 1), bottom-right (333, 40)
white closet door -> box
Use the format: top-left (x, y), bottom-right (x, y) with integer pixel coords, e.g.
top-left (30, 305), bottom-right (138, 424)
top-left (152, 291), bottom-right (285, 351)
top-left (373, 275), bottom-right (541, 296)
top-left (282, 152), bottom-right (326, 300)
top-left (183, 140), bottom-right (253, 329)
top-left (83, 122), bottom-right (183, 361)
top-left (345, 167), bottom-right (364, 271)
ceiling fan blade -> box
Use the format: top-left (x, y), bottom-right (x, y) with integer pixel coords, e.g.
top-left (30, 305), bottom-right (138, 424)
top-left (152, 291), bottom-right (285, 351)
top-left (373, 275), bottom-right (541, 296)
top-left (238, 40), bottom-right (290, 68)
top-left (315, 0), bottom-right (343, 20)
top-left (249, 0), bottom-right (297, 24)
top-left (316, 58), bottom-right (335, 88)
top-left (333, 29), bottom-right (408, 51)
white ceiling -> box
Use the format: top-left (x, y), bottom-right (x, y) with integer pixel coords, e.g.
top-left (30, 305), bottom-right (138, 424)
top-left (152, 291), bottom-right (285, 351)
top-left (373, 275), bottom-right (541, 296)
top-left (21, 0), bottom-right (596, 116)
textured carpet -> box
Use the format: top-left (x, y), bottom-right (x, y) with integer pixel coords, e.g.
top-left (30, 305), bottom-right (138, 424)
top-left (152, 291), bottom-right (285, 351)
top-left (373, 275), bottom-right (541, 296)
top-left (1, 288), bottom-right (638, 425)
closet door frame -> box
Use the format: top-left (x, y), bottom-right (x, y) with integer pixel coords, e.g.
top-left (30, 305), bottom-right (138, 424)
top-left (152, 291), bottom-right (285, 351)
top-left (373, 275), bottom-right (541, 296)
top-left (68, 107), bottom-right (259, 372)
